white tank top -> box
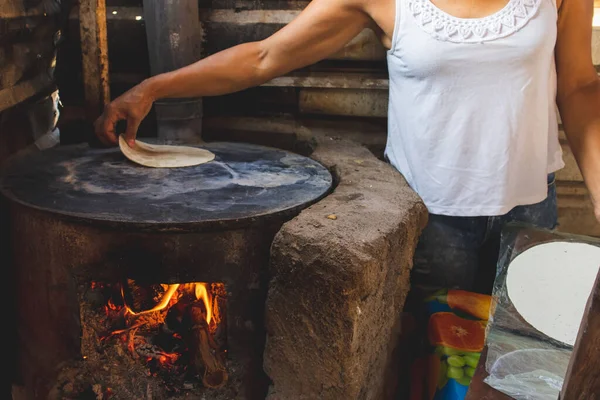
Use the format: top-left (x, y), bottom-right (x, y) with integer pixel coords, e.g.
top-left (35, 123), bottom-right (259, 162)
top-left (385, 0), bottom-right (565, 216)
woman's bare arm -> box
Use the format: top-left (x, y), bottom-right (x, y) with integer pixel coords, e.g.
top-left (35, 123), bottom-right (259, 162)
top-left (95, 0), bottom-right (371, 146)
top-left (555, 0), bottom-right (600, 221)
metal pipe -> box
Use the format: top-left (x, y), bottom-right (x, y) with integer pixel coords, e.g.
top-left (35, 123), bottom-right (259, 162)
top-left (142, 0), bottom-right (204, 141)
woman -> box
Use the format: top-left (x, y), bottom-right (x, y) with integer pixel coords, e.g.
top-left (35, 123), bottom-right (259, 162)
top-left (95, 0), bottom-right (600, 296)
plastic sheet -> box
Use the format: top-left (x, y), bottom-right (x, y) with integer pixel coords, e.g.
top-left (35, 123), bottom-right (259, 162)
top-left (483, 223), bottom-right (600, 399)
top-left (31, 91), bottom-right (60, 150)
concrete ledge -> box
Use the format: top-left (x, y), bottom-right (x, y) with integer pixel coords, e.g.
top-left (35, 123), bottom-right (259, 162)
top-left (263, 138), bottom-right (428, 399)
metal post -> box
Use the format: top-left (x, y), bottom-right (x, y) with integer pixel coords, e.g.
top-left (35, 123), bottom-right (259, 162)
top-left (142, 0), bottom-right (204, 142)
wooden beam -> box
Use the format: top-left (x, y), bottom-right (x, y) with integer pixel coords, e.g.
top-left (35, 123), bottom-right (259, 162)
top-left (0, 73), bottom-right (54, 113)
top-left (0, 0), bottom-right (46, 18)
top-left (263, 72), bottom-right (389, 90)
top-left (203, 115), bottom-right (387, 145)
top-left (300, 89), bottom-right (388, 117)
top-left (111, 71), bottom-right (389, 90)
top-left (78, 0), bottom-right (110, 120)
top-left (70, 5), bottom-right (600, 63)
top-left (560, 271), bottom-right (600, 399)
top-left (70, 6), bottom-right (387, 61)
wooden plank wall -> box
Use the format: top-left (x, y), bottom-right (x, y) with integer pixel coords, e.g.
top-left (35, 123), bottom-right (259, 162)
top-left (0, 0), bottom-right (61, 112)
top-left (54, 1), bottom-right (600, 236)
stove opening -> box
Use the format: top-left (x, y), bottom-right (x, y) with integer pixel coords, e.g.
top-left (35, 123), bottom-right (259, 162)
top-left (85, 279), bottom-right (228, 393)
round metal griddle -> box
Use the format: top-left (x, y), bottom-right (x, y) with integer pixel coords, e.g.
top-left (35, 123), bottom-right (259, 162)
top-left (0, 141), bottom-right (333, 229)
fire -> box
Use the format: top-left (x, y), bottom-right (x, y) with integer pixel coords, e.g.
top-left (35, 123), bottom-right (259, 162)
top-left (123, 284), bottom-right (181, 316)
top-left (91, 279), bottom-right (228, 390)
top-left (106, 298), bottom-right (118, 311)
top-left (195, 283), bottom-right (212, 325)
top-left (119, 282), bottom-right (218, 328)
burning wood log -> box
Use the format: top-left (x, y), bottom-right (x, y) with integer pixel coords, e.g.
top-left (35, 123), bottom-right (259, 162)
top-left (189, 304), bottom-right (228, 389)
top-left (122, 280), bottom-right (172, 314)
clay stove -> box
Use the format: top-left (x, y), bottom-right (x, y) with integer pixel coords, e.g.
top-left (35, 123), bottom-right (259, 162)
top-left (1, 140), bottom-right (332, 399)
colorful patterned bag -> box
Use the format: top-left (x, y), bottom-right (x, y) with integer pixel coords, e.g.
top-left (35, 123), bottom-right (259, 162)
top-left (409, 290), bottom-right (492, 400)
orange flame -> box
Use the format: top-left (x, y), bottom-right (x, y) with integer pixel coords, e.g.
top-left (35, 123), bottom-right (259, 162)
top-left (158, 352), bottom-right (179, 364)
top-left (98, 280), bottom-right (227, 381)
top-left (195, 283), bottom-right (212, 325)
top-left (107, 298), bottom-right (118, 310)
top-left (124, 284), bottom-right (181, 316)
top-left (119, 282), bottom-right (217, 327)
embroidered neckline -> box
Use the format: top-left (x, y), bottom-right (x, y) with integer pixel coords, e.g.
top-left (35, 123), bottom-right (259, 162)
top-left (408, 0), bottom-right (542, 43)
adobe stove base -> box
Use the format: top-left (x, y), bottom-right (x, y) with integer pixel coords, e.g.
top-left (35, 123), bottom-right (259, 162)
top-left (263, 139), bottom-right (427, 400)
top-left (4, 138), bottom-right (428, 400)
top-left (2, 141), bottom-right (332, 400)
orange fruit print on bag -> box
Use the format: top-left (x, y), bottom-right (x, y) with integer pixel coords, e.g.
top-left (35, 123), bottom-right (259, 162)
top-left (428, 312), bottom-right (486, 353)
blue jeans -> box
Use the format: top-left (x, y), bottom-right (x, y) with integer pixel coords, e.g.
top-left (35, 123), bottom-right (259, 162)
top-left (411, 174), bottom-right (558, 296)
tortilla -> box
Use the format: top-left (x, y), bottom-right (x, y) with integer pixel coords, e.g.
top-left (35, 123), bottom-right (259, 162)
top-left (118, 135), bottom-right (215, 168)
top-left (506, 241), bottom-right (600, 346)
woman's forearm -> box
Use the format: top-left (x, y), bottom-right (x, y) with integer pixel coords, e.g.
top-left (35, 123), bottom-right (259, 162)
top-left (143, 41), bottom-right (277, 101)
top-left (559, 80), bottom-right (600, 207)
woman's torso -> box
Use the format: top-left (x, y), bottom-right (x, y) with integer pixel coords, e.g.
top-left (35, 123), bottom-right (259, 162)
top-left (381, 0), bottom-right (564, 216)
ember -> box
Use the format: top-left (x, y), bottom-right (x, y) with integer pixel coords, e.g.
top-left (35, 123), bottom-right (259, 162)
top-left (92, 280), bottom-right (228, 392)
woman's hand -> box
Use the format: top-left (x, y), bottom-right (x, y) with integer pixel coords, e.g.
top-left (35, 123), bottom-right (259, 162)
top-left (94, 80), bottom-right (155, 147)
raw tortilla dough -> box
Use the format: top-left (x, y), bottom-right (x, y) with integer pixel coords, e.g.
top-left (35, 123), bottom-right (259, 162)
top-left (506, 241), bottom-right (600, 346)
top-left (118, 135), bottom-right (215, 168)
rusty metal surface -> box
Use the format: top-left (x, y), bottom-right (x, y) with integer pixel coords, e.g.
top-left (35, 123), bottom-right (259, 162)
top-left (78, 0), bottom-right (110, 119)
